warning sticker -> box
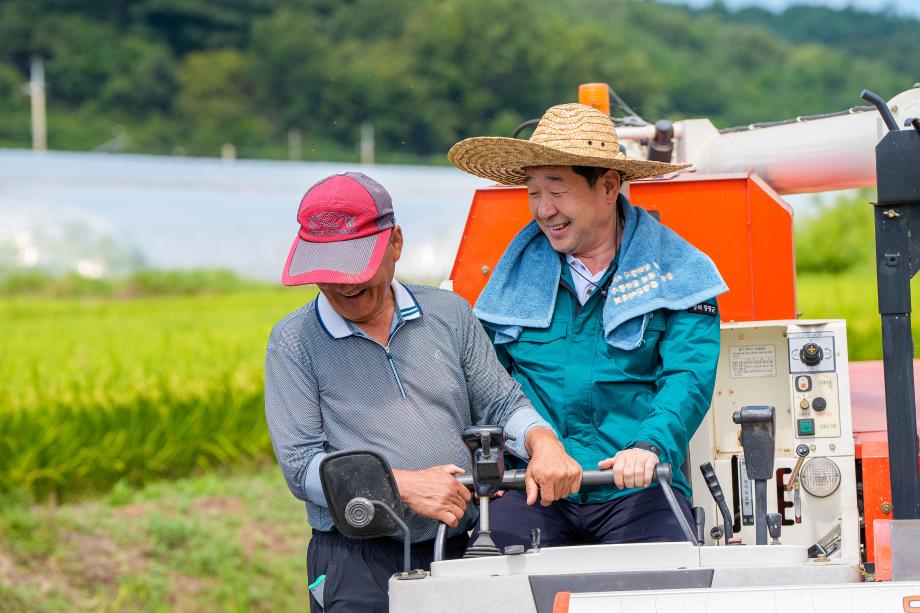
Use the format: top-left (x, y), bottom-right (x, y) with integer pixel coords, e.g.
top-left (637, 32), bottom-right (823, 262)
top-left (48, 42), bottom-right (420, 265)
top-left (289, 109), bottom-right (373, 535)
top-left (730, 345), bottom-right (776, 378)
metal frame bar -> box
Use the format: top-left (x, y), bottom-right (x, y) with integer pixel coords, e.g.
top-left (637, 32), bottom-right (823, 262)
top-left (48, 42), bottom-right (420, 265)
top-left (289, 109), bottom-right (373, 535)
top-left (870, 95), bottom-right (920, 519)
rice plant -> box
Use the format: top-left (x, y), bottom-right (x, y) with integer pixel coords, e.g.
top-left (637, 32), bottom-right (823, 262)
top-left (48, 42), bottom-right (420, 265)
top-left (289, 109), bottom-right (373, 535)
top-left (0, 288), bottom-right (315, 500)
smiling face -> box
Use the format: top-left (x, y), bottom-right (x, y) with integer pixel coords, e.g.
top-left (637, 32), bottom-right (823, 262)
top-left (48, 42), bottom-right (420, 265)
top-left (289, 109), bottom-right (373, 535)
top-left (524, 166), bottom-right (621, 260)
top-left (317, 226), bottom-right (403, 324)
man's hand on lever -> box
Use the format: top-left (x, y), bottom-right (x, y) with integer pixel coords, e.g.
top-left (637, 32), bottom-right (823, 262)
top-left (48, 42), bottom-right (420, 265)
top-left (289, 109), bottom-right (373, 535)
top-left (393, 465), bottom-right (471, 528)
top-left (524, 428), bottom-right (582, 507)
top-left (598, 447), bottom-right (659, 489)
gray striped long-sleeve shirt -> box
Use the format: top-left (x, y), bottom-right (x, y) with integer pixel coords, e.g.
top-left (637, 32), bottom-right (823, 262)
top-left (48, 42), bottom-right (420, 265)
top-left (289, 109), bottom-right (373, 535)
top-left (264, 281), bottom-right (552, 542)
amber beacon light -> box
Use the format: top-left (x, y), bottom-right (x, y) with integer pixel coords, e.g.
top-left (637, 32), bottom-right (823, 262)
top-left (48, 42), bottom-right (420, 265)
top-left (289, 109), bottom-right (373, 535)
top-left (578, 83), bottom-right (611, 116)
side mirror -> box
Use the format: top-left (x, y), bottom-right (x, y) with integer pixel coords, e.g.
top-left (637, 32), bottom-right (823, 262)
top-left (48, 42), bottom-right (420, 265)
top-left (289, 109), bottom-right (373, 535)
top-left (319, 450), bottom-right (404, 539)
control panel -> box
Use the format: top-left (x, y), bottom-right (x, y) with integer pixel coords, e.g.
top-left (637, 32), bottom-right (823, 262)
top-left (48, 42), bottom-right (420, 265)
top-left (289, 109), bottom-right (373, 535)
top-left (792, 373), bottom-right (841, 438)
top-left (688, 320), bottom-right (858, 565)
top-left (788, 333), bottom-right (836, 374)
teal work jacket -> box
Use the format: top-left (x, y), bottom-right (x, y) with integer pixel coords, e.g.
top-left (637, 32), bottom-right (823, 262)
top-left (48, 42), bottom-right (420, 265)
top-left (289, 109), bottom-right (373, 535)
top-left (494, 262), bottom-right (720, 503)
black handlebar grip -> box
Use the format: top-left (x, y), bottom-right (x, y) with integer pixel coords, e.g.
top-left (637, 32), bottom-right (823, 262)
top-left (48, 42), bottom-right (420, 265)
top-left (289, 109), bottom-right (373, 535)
top-left (700, 462), bottom-right (725, 503)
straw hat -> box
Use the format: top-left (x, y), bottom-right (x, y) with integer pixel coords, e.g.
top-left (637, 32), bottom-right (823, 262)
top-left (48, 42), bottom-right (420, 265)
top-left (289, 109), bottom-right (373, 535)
top-left (448, 103), bottom-right (690, 185)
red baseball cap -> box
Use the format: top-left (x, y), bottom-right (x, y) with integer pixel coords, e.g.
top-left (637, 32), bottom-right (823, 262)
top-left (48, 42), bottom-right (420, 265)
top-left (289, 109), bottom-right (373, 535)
top-left (282, 172), bottom-right (395, 286)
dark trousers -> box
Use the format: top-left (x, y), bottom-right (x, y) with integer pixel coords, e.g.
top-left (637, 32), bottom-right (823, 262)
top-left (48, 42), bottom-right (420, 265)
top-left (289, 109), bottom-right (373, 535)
top-left (307, 529), bottom-right (468, 612)
top-left (484, 486), bottom-right (693, 548)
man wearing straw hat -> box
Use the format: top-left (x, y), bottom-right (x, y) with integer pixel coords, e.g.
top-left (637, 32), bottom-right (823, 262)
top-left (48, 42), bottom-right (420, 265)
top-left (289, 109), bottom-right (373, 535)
top-left (264, 171), bottom-right (582, 611)
top-left (449, 103), bottom-right (728, 546)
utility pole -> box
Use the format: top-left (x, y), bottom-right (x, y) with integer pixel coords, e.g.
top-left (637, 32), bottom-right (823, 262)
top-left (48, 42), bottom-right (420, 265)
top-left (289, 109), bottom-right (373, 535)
top-left (288, 129), bottom-right (302, 161)
top-left (26, 58), bottom-right (47, 152)
top-left (360, 122), bottom-right (374, 165)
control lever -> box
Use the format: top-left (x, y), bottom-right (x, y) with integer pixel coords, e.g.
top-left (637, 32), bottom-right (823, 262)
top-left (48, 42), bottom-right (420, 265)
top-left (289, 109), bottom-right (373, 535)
top-left (692, 507), bottom-right (706, 545)
top-left (766, 513), bottom-right (782, 545)
top-left (651, 464), bottom-right (699, 546)
top-left (785, 444), bottom-right (810, 492)
top-left (699, 462), bottom-right (734, 544)
top-left (733, 406), bottom-right (777, 546)
top-left (461, 426), bottom-right (510, 558)
top-left (808, 524), bottom-right (841, 558)
top-left (529, 528), bottom-right (541, 553)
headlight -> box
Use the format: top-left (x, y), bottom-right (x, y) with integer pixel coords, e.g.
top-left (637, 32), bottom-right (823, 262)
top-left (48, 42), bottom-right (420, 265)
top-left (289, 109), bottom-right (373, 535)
top-left (800, 458), bottom-right (841, 497)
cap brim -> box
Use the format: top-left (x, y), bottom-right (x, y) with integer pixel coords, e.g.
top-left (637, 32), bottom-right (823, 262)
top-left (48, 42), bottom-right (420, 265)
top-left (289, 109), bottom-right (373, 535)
top-left (448, 136), bottom-right (691, 185)
top-left (282, 228), bottom-right (391, 286)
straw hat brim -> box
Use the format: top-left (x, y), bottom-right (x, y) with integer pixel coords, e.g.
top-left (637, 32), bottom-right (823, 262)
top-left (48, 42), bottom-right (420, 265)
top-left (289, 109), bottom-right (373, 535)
top-left (448, 136), bottom-right (691, 185)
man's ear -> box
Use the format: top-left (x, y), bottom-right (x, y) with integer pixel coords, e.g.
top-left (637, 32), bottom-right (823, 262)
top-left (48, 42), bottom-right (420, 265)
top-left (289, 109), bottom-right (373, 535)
top-left (389, 225), bottom-right (404, 262)
top-left (603, 170), bottom-right (622, 204)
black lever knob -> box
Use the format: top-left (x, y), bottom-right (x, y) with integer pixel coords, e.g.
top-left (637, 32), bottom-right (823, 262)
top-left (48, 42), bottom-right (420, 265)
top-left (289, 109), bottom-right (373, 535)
top-left (767, 513), bottom-right (782, 544)
top-left (800, 343), bottom-right (823, 366)
top-left (693, 506), bottom-right (706, 545)
top-left (529, 528), bottom-right (541, 553)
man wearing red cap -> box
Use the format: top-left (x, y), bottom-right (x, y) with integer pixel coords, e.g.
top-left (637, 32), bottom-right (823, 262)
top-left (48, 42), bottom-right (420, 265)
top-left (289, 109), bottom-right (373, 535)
top-left (264, 172), bottom-right (581, 612)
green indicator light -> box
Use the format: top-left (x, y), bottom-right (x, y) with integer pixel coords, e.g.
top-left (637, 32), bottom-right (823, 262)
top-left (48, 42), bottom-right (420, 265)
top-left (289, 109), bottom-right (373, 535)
top-left (797, 419), bottom-right (815, 436)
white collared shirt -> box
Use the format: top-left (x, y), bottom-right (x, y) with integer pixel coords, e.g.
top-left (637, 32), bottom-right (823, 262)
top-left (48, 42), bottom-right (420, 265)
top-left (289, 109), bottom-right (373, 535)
top-left (565, 254), bottom-right (608, 305)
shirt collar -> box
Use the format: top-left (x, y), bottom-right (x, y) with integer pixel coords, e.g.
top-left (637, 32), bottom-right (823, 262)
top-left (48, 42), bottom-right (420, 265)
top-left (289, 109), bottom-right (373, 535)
top-left (565, 253), bottom-right (608, 281)
top-left (315, 280), bottom-right (422, 340)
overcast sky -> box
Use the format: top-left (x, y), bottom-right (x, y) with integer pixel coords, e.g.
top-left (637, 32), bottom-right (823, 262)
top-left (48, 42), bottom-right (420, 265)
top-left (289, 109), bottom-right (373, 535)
top-left (670, 0), bottom-right (920, 17)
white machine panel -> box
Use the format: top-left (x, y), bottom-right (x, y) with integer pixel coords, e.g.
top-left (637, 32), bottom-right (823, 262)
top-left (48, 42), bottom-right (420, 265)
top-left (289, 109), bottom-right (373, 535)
top-left (565, 582), bottom-right (920, 613)
top-left (689, 320), bottom-right (858, 565)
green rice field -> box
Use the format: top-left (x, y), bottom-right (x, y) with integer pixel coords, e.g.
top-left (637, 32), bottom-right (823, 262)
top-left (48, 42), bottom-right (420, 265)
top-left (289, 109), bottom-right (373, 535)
top-left (0, 286), bottom-right (315, 501)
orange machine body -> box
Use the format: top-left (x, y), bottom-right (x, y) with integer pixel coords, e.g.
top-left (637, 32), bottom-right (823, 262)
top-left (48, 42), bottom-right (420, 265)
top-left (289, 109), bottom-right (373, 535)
top-left (450, 172), bottom-right (796, 322)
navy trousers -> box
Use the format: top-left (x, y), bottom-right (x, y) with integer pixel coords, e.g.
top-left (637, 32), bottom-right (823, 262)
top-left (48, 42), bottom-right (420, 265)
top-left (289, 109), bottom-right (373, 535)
top-left (484, 486), bottom-right (693, 548)
top-left (307, 529), bottom-right (468, 612)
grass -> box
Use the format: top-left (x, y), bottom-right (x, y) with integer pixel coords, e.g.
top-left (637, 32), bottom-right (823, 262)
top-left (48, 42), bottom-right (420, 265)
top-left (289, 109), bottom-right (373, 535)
top-left (0, 462), bottom-right (310, 612)
top-left (795, 272), bottom-right (920, 361)
top-left (0, 286), bottom-right (316, 500)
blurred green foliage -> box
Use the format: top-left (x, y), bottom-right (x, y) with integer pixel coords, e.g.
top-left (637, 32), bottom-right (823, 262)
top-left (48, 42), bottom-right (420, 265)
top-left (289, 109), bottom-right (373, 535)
top-left (795, 190), bottom-right (875, 275)
top-left (0, 0), bottom-right (915, 160)
top-left (714, 4), bottom-right (920, 77)
top-left (792, 190), bottom-right (920, 361)
top-left (0, 268), bottom-right (267, 297)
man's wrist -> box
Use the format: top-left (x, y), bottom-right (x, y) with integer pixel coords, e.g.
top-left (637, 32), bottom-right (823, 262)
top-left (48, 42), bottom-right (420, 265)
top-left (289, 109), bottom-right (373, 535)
top-left (525, 426), bottom-right (559, 455)
top-left (627, 441), bottom-right (661, 458)
top-left (392, 468), bottom-right (414, 501)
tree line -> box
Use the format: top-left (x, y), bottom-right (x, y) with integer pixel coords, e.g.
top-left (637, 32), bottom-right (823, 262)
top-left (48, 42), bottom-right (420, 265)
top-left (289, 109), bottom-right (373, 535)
top-left (0, 0), bottom-right (915, 162)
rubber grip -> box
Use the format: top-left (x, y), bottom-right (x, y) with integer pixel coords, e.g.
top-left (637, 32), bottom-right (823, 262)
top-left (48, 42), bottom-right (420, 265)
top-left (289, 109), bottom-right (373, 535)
top-left (700, 462), bottom-right (725, 501)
